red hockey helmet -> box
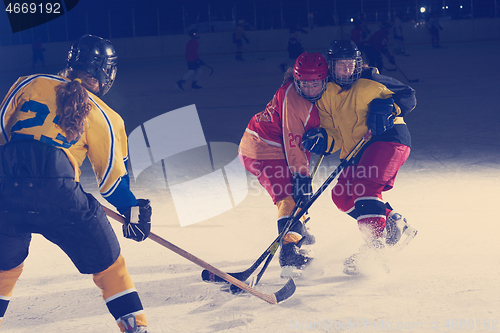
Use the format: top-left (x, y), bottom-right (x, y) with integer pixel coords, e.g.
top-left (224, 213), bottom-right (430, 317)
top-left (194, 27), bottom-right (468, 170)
top-left (293, 52), bottom-right (328, 102)
top-left (293, 52), bottom-right (328, 81)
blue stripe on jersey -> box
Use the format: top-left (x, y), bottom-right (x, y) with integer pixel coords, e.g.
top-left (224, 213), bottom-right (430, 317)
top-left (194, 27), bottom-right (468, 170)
top-left (105, 290), bottom-right (144, 320)
top-left (88, 95), bottom-right (115, 190)
top-left (1, 74), bottom-right (67, 143)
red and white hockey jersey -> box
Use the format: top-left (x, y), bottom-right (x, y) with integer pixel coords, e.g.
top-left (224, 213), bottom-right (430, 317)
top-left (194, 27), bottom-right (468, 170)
top-left (239, 80), bottom-right (320, 176)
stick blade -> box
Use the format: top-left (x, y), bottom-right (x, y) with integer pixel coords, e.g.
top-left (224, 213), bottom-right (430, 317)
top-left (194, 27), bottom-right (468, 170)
top-left (274, 278), bottom-right (296, 303)
top-left (229, 277), bottom-right (296, 303)
top-left (201, 269), bottom-right (248, 283)
top-left (201, 269), bottom-right (224, 283)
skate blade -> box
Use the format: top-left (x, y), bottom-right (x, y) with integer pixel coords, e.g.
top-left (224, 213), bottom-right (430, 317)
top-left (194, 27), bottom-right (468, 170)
top-left (394, 226), bottom-right (418, 252)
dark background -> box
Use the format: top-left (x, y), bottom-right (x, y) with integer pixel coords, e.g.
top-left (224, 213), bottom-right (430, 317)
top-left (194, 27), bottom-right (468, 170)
top-left (1, 0), bottom-right (499, 46)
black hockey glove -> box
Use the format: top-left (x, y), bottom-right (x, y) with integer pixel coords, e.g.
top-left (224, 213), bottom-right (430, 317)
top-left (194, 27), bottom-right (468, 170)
top-left (123, 199), bottom-right (152, 242)
top-left (292, 173), bottom-right (312, 208)
top-left (302, 128), bottom-right (330, 155)
top-left (367, 98), bottom-right (396, 135)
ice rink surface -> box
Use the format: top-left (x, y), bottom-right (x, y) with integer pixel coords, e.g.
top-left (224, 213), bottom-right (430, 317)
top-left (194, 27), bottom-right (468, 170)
top-left (1, 40), bottom-right (499, 332)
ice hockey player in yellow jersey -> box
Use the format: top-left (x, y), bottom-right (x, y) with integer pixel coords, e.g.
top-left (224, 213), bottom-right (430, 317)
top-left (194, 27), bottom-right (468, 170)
top-left (0, 35), bottom-right (151, 333)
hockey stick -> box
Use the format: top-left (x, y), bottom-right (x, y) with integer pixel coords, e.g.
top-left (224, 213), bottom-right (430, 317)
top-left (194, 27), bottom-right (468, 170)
top-left (103, 206), bottom-right (296, 304)
top-left (231, 154), bottom-right (325, 292)
top-left (202, 152), bottom-right (325, 286)
top-left (231, 131), bottom-right (372, 291)
top-left (311, 153), bottom-right (324, 178)
top-left (228, 132), bottom-right (372, 292)
top-left (206, 131), bottom-right (372, 289)
top-left (394, 64), bottom-right (419, 83)
top-left (202, 64), bottom-right (214, 76)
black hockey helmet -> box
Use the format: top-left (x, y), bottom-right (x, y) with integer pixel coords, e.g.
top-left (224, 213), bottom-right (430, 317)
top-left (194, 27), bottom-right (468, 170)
top-left (327, 39), bottom-right (363, 88)
top-left (67, 34), bottom-right (117, 97)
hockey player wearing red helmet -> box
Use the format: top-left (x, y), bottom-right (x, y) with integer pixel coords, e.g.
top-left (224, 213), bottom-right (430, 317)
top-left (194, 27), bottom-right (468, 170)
top-left (238, 52), bottom-right (328, 278)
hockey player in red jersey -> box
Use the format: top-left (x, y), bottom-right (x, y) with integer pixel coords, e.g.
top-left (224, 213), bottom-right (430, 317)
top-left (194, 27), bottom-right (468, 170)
top-left (239, 52), bottom-right (328, 278)
top-left (0, 35), bottom-right (151, 333)
top-left (364, 21), bottom-right (396, 73)
top-left (176, 29), bottom-right (203, 90)
top-left (302, 40), bottom-right (417, 275)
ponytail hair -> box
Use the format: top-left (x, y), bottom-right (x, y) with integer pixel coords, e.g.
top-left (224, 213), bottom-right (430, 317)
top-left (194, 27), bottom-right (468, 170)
top-left (55, 77), bottom-right (91, 142)
top-left (282, 67), bottom-right (294, 87)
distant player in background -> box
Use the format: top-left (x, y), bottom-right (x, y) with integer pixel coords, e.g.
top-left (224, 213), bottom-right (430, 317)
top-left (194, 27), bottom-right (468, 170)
top-left (177, 29), bottom-right (203, 90)
top-left (233, 19), bottom-right (249, 61)
top-left (427, 12), bottom-right (443, 48)
top-left (289, 20), bottom-right (308, 43)
top-left (0, 35), bottom-right (152, 333)
top-left (302, 40), bottom-right (417, 275)
top-left (279, 36), bottom-right (304, 72)
top-left (279, 20), bottom-right (308, 72)
top-left (364, 21), bottom-right (396, 73)
top-left (350, 18), bottom-right (370, 56)
top-left (239, 52), bottom-right (328, 278)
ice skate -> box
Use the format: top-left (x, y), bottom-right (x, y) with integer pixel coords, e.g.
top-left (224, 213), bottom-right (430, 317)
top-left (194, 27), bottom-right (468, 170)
top-left (384, 204), bottom-right (418, 251)
top-left (279, 242), bottom-right (313, 278)
top-left (120, 314), bottom-right (148, 333)
top-left (176, 80), bottom-right (184, 91)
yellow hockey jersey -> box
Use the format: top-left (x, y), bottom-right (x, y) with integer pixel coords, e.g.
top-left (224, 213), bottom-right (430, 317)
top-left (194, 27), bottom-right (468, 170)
top-left (0, 74), bottom-right (137, 212)
top-left (315, 79), bottom-right (404, 159)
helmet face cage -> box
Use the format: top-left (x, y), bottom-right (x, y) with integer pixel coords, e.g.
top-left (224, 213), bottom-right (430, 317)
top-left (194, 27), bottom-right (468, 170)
top-left (293, 52), bottom-right (328, 102)
top-left (329, 56), bottom-right (363, 88)
top-left (67, 35), bottom-right (118, 97)
top-left (327, 40), bottom-right (363, 88)
top-left (294, 79), bottom-right (327, 103)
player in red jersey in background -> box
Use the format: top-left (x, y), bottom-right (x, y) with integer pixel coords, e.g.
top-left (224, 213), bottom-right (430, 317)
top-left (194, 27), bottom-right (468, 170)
top-left (365, 21), bottom-right (396, 73)
top-left (177, 29), bottom-right (204, 90)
